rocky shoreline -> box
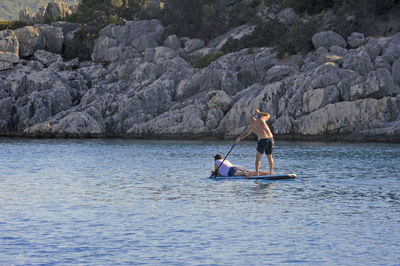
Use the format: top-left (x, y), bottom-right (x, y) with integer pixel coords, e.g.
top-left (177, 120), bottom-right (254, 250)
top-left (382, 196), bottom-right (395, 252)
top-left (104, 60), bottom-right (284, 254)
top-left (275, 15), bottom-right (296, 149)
top-left (1, 9), bottom-right (400, 142)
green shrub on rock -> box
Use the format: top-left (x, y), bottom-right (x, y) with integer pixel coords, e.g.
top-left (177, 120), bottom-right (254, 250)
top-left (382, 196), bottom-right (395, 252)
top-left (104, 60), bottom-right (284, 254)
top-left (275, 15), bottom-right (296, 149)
top-left (222, 18), bottom-right (317, 59)
top-left (0, 20), bottom-right (27, 31)
top-left (191, 51), bottom-right (224, 68)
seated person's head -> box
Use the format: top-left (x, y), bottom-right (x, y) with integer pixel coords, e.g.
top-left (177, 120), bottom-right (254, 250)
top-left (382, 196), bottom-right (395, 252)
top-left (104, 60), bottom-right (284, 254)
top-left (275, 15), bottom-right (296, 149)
top-left (214, 154), bottom-right (223, 160)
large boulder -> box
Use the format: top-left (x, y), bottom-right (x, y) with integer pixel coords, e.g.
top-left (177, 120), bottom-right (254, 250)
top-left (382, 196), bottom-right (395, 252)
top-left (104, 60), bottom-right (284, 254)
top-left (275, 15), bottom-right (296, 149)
top-left (205, 90), bottom-right (233, 113)
top-left (312, 31), bottom-right (346, 49)
top-left (128, 102), bottom-right (208, 136)
top-left (14, 26), bottom-right (46, 57)
top-left (266, 65), bottom-right (295, 83)
top-left (18, 0), bottom-right (73, 24)
top-left (0, 30), bottom-right (19, 64)
top-left (342, 50), bottom-right (374, 75)
top-left (24, 107), bottom-right (106, 136)
top-left (350, 68), bottom-right (399, 100)
top-left (92, 19), bottom-right (163, 62)
top-left (184, 38), bottom-right (205, 53)
top-left (163, 35), bottom-right (180, 51)
top-left (363, 37), bottom-right (381, 61)
top-left (45, 0), bottom-right (73, 19)
top-left (36, 25), bottom-right (64, 54)
top-left (295, 97), bottom-right (399, 136)
top-left (277, 8), bottom-right (299, 24)
top-left (34, 50), bottom-right (63, 67)
top-left (13, 25), bottom-right (63, 57)
top-left (347, 32), bottom-right (365, 48)
top-left (309, 62), bottom-right (340, 89)
top-left (303, 85), bottom-right (341, 113)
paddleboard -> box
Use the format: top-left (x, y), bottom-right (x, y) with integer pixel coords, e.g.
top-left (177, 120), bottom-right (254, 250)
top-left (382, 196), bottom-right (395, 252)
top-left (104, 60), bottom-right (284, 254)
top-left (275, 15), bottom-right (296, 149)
top-left (213, 174), bottom-right (296, 180)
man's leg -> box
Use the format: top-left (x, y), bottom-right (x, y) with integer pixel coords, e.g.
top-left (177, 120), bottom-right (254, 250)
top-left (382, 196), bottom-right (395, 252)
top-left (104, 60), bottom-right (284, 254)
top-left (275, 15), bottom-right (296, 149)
top-left (267, 154), bottom-right (274, 175)
top-left (255, 151), bottom-right (262, 176)
top-left (234, 169), bottom-right (251, 178)
top-left (244, 170), bottom-right (270, 177)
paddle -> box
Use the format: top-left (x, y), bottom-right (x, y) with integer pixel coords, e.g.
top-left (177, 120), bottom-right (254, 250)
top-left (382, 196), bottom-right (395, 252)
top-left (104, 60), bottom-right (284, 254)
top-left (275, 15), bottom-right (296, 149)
top-left (210, 142), bottom-right (236, 179)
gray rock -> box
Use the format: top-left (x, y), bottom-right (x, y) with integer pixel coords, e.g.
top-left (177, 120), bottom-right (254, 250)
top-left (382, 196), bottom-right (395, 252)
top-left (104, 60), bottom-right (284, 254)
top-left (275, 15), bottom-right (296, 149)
top-left (34, 50), bottom-right (63, 67)
top-left (18, 9), bottom-right (35, 25)
top-left (144, 48), bottom-right (155, 62)
top-left (1, 23), bottom-right (399, 141)
top-left (92, 35), bottom-right (140, 62)
top-left (329, 45), bottom-right (348, 56)
top-left (206, 108), bottom-right (224, 129)
top-left (154, 46), bottom-right (175, 61)
top-left (92, 19), bottom-right (163, 62)
top-left (19, 0), bottom-right (73, 24)
top-left (208, 24), bottom-right (255, 50)
top-left (273, 115), bottom-right (293, 134)
top-left (0, 97), bottom-right (13, 130)
top-left (266, 65), bottom-right (295, 83)
top-left (342, 50), bottom-right (373, 75)
top-left (0, 61), bottom-right (13, 71)
top-left (163, 35), bottom-right (180, 50)
top-left (0, 30), bottom-right (19, 64)
top-left (184, 39), bottom-right (205, 53)
top-left (51, 21), bottom-right (80, 35)
top-left (363, 37), bottom-right (381, 61)
top-left (347, 32), bottom-right (365, 48)
top-left (392, 58), bottom-right (400, 85)
top-left (337, 69), bottom-right (361, 101)
top-left (128, 102), bottom-right (208, 136)
top-left (382, 43), bottom-right (400, 60)
top-left (277, 8), bottom-right (298, 24)
top-left (350, 68), bottom-right (399, 100)
top-left (45, 0), bottom-right (73, 20)
top-left (375, 56), bottom-right (392, 71)
top-left (310, 62), bottom-right (340, 89)
top-left (295, 97), bottom-right (399, 136)
top-left (205, 90), bottom-right (233, 113)
top-left (303, 85), bottom-right (340, 113)
top-left (312, 31), bottom-right (346, 49)
top-left (13, 24), bottom-right (64, 56)
top-left (52, 110), bottom-right (105, 135)
top-left (14, 26), bottom-right (46, 57)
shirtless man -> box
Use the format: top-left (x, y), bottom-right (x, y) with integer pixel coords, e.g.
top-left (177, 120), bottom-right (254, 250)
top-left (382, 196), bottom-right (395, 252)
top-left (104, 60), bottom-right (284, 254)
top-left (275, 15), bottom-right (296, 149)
top-left (235, 109), bottom-right (275, 175)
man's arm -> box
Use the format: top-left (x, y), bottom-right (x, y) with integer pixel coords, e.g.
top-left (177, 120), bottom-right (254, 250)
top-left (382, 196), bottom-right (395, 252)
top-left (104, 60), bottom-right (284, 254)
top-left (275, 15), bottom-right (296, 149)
top-left (235, 126), bottom-right (252, 143)
top-left (256, 109), bottom-right (270, 121)
top-left (211, 162), bottom-right (220, 176)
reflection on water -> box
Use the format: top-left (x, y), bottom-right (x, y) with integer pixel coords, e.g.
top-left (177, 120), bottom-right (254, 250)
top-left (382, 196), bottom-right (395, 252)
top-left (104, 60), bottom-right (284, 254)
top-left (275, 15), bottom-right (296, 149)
top-left (0, 138), bottom-right (399, 265)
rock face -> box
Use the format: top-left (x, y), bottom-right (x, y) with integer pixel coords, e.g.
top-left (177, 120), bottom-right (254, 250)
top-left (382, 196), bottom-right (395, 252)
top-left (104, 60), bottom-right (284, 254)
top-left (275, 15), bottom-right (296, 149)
top-left (18, 0), bottom-right (73, 25)
top-left (0, 22), bottom-right (399, 141)
top-left (0, 30), bottom-right (19, 67)
top-left (14, 25), bottom-right (63, 58)
top-left (91, 20), bottom-right (164, 62)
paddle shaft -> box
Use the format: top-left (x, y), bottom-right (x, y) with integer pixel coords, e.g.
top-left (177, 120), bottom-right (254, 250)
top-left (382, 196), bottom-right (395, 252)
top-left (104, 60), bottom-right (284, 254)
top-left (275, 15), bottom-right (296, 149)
top-left (210, 142), bottom-right (236, 178)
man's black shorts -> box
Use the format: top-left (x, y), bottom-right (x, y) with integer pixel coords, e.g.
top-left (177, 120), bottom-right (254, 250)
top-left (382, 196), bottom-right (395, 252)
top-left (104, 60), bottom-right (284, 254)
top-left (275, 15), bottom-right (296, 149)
top-left (256, 138), bottom-right (274, 155)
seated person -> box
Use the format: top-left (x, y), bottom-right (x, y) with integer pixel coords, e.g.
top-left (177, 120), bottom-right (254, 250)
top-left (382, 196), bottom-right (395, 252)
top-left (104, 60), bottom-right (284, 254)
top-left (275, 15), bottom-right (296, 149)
top-left (211, 154), bottom-right (270, 178)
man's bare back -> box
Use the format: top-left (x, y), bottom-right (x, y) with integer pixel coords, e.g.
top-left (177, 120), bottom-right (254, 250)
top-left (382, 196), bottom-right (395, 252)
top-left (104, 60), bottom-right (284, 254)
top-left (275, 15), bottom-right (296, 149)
top-left (249, 117), bottom-right (273, 140)
top-left (236, 110), bottom-right (273, 141)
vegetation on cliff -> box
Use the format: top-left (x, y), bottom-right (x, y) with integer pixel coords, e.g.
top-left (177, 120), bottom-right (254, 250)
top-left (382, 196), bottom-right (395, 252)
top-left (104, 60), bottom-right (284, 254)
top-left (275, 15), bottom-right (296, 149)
top-left (3, 0), bottom-right (400, 61)
top-left (0, 20), bottom-right (27, 31)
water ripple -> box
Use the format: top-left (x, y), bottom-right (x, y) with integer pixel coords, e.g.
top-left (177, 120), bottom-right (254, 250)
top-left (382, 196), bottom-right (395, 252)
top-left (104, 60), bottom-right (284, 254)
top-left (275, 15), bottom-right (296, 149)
top-left (0, 139), bottom-right (399, 265)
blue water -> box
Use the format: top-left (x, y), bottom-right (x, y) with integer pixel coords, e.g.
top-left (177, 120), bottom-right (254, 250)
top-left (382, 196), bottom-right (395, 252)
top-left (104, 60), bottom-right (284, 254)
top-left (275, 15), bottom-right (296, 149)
top-left (0, 138), bottom-right (399, 265)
